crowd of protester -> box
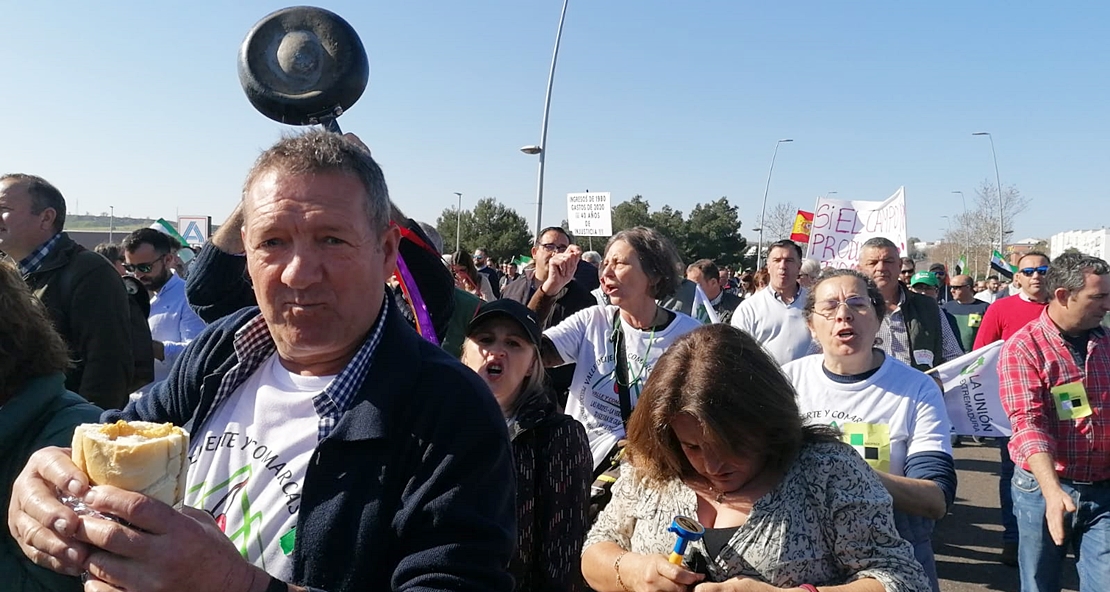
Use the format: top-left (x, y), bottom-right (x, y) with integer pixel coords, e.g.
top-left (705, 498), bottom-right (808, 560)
top-left (2, 134), bottom-right (1109, 592)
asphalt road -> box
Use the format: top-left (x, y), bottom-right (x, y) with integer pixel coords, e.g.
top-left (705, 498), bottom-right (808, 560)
top-left (934, 440), bottom-right (1079, 592)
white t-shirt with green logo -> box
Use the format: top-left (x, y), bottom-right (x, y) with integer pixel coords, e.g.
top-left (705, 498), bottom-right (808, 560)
top-left (545, 305), bottom-right (702, 470)
top-left (185, 353), bottom-right (331, 579)
top-left (781, 353), bottom-right (951, 477)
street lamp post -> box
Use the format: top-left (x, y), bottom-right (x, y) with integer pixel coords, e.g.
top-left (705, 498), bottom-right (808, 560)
top-left (454, 192), bottom-right (463, 254)
top-left (972, 132), bottom-right (1005, 256)
top-left (109, 206), bottom-right (115, 243)
top-left (755, 139), bottom-right (793, 271)
top-left (523, 0), bottom-right (570, 239)
top-left (951, 190), bottom-right (970, 277)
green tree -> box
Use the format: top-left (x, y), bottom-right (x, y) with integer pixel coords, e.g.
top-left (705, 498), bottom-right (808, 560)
top-left (684, 197), bottom-right (747, 268)
top-left (610, 195), bottom-right (652, 232)
top-left (435, 198), bottom-right (531, 262)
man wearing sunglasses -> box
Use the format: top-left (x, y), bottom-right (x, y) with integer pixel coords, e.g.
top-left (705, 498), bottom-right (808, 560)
top-left (999, 252), bottom-right (1110, 590)
top-left (472, 248), bottom-right (501, 299)
top-left (122, 228), bottom-right (207, 392)
top-left (943, 274), bottom-right (990, 353)
top-left (0, 174), bottom-right (135, 409)
top-left (972, 250), bottom-right (1052, 567)
top-left (898, 257), bottom-right (916, 286)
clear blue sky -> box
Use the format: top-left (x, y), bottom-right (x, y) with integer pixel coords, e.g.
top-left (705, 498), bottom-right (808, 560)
top-left (2, 1), bottom-right (1106, 243)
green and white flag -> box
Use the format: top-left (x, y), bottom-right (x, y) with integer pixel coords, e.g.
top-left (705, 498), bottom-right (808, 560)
top-left (691, 283), bottom-right (720, 324)
top-left (934, 340), bottom-right (1011, 437)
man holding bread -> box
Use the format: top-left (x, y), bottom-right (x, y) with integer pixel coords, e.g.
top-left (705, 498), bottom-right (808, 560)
top-left (7, 131), bottom-right (516, 592)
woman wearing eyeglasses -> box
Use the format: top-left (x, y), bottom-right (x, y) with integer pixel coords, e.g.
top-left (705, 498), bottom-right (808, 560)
top-left (781, 268), bottom-right (956, 592)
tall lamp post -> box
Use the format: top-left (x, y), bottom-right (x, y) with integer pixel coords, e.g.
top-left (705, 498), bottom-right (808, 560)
top-left (453, 192), bottom-right (463, 254)
top-left (951, 190), bottom-right (970, 277)
top-left (972, 132), bottom-right (1005, 256)
top-left (755, 139), bottom-right (793, 271)
top-left (109, 206), bottom-right (115, 243)
top-left (521, 0), bottom-right (570, 239)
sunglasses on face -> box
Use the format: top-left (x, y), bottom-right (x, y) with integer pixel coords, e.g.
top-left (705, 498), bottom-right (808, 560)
top-left (123, 258), bottom-right (162, 274)
top-left (900, 269), bottom-right (914, 275)
top-left (950, 284), bottom-right (971, 290)
top-left (539, 243), bottom-right (569, 253)
top-left (1020, 265), bottom-right (1049, 277)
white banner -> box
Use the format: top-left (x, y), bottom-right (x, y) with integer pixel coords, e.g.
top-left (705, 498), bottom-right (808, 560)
top-left (566, 192), bottom-right (612, 237)
top-left (933, 341), bottom-right (1012, 437)
top-left (806, 187), bottom-right (907, 268)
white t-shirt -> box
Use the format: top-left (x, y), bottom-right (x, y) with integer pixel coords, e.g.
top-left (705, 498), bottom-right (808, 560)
top-left (781, 353), bottom-right (952, 477)
top-left (186, 353), bottom-right (333, 579)
top-left (729, 285), bottom-right (813, 366)
top-left (546, 305), bottom-right (702, 469)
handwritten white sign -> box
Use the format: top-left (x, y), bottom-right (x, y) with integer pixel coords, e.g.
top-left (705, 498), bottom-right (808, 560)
top-left (806, 187), bottom-right (907, 268)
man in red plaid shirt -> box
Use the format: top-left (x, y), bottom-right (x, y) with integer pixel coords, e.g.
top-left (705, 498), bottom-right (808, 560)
top-left (999, 252), bottom-right (1110, 592)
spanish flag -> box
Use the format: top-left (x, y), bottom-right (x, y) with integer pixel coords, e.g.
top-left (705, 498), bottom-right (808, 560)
top-left (790, 210), bottom-right (814, 243)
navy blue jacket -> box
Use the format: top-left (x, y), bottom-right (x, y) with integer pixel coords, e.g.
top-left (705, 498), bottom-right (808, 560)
top-left (105, 301), bottom-right (516, 592)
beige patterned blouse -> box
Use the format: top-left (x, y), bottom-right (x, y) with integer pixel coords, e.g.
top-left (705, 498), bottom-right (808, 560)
top-left (585, 441), bottom-right (931, 592)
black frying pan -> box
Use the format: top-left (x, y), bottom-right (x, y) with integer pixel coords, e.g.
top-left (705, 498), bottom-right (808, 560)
top-left (238, 6), bottom-right (368, 132)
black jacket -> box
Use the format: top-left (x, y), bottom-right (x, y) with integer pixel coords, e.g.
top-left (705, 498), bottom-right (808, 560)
top-left (107, 299), bottom-right (516, 591)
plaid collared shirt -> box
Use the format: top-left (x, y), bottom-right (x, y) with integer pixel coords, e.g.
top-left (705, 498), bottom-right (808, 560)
top-left (875, 288), bottom-right (964, 367)
top-left (16, 232), bottom-right (62, 277)
top-left (199, 298), bottom-right (389, 442)
top-left (999, 308), bottom-right (1110, 482)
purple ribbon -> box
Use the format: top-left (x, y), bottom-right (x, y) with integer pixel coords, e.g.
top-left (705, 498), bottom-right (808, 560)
top-left (395, 253), bottom-right (439, 346)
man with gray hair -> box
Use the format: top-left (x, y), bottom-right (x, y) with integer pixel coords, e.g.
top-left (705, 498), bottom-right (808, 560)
top-left (856, 237), bottom-right (963, 371)
top-left (999, 252), bottom-right (1110, 591)
top-left (798, 257), bottom-right (821, 289)
top-left (8, 130), bottom-right (515, 592)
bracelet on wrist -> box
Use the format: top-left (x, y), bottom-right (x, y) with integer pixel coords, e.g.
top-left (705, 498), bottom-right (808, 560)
top-left (614, 551), bottom-right (632, 592)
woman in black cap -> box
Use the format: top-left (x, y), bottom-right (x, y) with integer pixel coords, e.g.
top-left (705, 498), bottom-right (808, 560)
top-left (461, 299), bottom-right (593, 591)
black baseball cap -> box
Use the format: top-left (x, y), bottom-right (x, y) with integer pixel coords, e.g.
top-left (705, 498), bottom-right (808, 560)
top-left (467, 299), bottom-right (542, 347)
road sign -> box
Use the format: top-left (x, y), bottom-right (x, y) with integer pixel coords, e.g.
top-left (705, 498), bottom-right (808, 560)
top-left (177, 216), bottom-right (211, 247)
top-left (566, 192), bottom-right (612, 237)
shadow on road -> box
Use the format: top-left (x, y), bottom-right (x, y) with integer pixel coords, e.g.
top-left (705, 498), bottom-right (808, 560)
top-left (933, 442), bottom-right (1079, 591)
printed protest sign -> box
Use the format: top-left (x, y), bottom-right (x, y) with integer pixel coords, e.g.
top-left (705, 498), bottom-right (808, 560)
top-left (934, 341), bottom-right (1012, 437)
top-left (566, 192), bottom-right (612, 237)
top-left (806, 187), bottom-right (907, 268)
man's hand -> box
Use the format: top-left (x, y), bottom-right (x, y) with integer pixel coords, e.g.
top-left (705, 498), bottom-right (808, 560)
top-left (540, 252), bottom-right (580, 296)
top-left (7, 447), bottom-right (91, 576)
top-left (621, 552), bottom-right (703, 592)
top-left (1042, 485), bottom-right (1077, 546)
top-left (76, 485), bottom-right (269, 592)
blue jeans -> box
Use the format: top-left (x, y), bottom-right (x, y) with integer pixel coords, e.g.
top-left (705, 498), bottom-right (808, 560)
top-left (1000, 437), bottom-right (1018, 543)
top-left (1012, 466), bottom-right (1110, 592)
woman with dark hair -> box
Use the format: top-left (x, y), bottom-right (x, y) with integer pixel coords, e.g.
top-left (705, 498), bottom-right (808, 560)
top-left (0, 261), bottom-right (102, 591)
top-left (460, 299), bottom-right (592, 591)
top-left (782, 268), bottom-right (955, 592)
top-left (582, 324), bottom-right (929, 591)
top-left (447, 250), bottom-right (495, 301)
top-left (531, 226), bottom-right (702, 474)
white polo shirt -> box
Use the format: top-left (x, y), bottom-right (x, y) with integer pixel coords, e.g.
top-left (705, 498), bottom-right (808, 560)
top-left (730, 284), bottom-right (813, 366)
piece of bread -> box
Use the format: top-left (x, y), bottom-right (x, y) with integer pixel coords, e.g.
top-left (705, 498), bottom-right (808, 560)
top-left (71, 420), bottom-right (190, 506)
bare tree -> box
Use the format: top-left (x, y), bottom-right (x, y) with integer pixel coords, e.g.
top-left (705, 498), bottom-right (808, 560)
top-left (757, 201), bottom-right (800, 243)
top-left (942, 180), bottom-right (1030, 279)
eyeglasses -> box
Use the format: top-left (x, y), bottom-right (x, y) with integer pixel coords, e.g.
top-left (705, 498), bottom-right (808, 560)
top-left (813, 296), bottom-right (873, 319)
top-left (1020, 265), bottom-right (1049, 277)
top-left (899, 269), bottom-right (914, 275)
top-left (538, 243), bottom-right (569, 253)
top-left (123, 258), bottom-right (163, 274)
top-left (949, 284), bottom-right (971, 290)
top-left (932, 271), bottom-right (946, 276)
